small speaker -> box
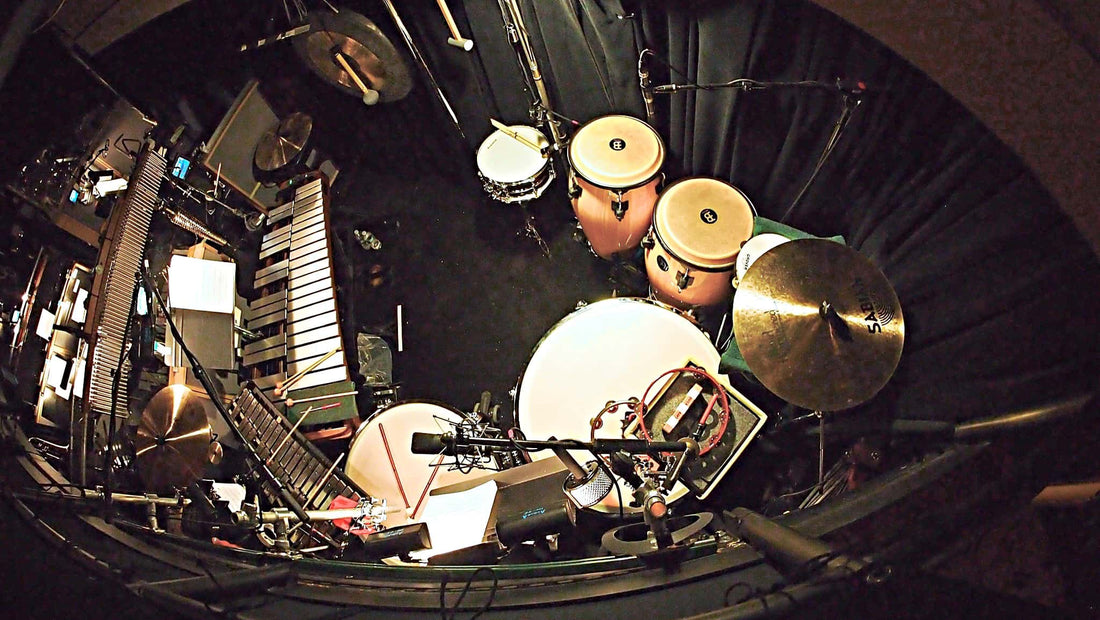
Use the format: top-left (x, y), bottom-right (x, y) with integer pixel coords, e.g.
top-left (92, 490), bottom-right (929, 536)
top-left (495, 500), bottom-right (576, 546)
top-left (356, 522), bottom-right (431, 559)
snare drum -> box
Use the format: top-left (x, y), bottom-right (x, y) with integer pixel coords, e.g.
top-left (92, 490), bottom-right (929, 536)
top-left (514, 297), bottom-right (721, 513)
top-left (568, 115), bottom-right (665, 259)
top-left (734, 233), bottom-right (790, 287)
top-left (346, 402), bottom-right (479, 526)
top-left (476, 125), bottom-right (554, 203)
top-left (645, 178), bottom-right (755, 309)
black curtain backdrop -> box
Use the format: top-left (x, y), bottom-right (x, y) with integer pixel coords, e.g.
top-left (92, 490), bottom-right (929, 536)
top-left (409, 0), bottom-right (1100, 423)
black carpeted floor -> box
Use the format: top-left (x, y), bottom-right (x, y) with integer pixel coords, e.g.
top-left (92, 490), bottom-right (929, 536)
top-left (326, 155), bottom-right (653, 421)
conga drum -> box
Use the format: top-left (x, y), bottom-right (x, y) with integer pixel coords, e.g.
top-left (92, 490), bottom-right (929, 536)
top-left (568, 115), bottom-right (665, 259)
top-left (645, 178), bottom-right (755, 309)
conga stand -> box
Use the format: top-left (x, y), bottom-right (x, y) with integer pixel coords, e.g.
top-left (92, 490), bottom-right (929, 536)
top-left (519, 200), bottom-right (550, 258)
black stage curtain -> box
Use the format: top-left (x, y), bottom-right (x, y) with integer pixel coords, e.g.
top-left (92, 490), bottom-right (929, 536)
top-left (412, 0), bottom-right (1099, 422)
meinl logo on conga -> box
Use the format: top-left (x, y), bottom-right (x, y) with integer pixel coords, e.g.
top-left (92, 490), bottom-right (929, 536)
top-left (609, 138), bottom-right (626, 151)
top-left (700, 208), bottom-right (718, 224)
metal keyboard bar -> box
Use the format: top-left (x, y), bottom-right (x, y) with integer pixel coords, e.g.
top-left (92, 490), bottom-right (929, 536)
top-left (226, 384), bottom-right (369, 548)
top-left (72, 144), bottom-right (167, 484)
top-left (243, 176), bottom-right (356, 430)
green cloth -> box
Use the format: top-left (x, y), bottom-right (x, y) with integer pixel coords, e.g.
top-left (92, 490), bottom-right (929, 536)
top-left (719, 218), bottom-right (846, 375)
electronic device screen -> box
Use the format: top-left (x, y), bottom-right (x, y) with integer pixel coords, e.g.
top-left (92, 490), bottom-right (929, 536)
top-left (171, 156), bottom-right (191, 179)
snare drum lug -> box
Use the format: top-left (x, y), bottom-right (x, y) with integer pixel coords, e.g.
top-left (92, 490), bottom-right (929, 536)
top-left (640, 234), bottom-right (655, 250)
top-left (676, 270), bottom-right (695, 290)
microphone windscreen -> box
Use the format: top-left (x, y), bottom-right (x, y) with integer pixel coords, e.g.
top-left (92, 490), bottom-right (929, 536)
top-left (410, 432), bottom-right (448, 455)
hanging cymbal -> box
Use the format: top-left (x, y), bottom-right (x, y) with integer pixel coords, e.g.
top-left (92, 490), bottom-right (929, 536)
top-left (254, 112), bottom-right (313, 173)
top-left (733, 239), bottom-right (904, 411)
top-left (134, 385), bottom-right (212, 493)
top-left (294, 10), bottom-right (412, 103)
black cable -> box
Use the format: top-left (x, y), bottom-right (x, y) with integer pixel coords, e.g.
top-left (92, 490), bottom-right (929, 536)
top-left (440, 566), bottom-right (498, 620)
top-left (723, 581), bottom-right (758, 606)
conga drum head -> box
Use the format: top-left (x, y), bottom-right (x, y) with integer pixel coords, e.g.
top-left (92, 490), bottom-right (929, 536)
top-left (568, 115), bottom-right (664, 188)
top-left (653, 178), bottom-right (755, 270)
top-left (735, 233), bottom-right (791, 284)
top-left (515, 297), bottom-right (721, 513)
top-left (477, 125), bottom-right (550, 185)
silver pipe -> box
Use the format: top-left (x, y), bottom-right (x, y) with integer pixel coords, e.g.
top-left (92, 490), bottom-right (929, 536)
top-left (954, 392), bottom-right (1093, 440)
top-left (498, 0), bottom-right (565, 151)
top-left (378, 0), bottom-right (466, 140)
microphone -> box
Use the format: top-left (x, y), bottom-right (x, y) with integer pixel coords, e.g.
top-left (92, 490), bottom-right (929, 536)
top-left (638, 49), bottom-right (655, 123)
top-left (410, 431), bottom-right (458, 455)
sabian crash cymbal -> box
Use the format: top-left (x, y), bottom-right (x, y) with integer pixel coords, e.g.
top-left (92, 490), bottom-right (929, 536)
top-left (733, 239), bottom-right (904, 411)
top-left (254, 112), bottom-right (312, 172)
top-left (294, 10), bottom-right (412, 103)
top-left (134, 384), bottom-right (212, 493)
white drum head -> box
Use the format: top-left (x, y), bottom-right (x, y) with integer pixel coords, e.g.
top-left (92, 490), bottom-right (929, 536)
top-left (476, 125), bottom-right (549, 184)
top-left (735, 233), bottom-right (791, 284)
top-left (346, 402), bottom-right (477, 526)
top-left (515, 298), bottom-right (721, 512)
top-left (568, 115), bottom-right (664, 188)
top-left (653, 178), bottom-right (755, 270)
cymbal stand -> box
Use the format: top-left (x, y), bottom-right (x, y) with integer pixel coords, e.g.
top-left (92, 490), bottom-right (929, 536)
top-left (496, 0), bottom-right (566, 154)
top-left (817, 411), bottom-right (825, 484)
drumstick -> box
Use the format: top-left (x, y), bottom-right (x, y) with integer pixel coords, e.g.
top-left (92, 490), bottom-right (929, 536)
top-left (276, 346), bottom-right (342, 396)
top-left (489, 118), bottom-right (546, 155)
top-left (285, 390), bottom-right (358, 407)
top-left (411, 454), bottom-right (444, 519)
top-left (378, 423), bottom-right (412, 509)
top-left (266, 405), bottom-right (317, 465)
top-left (304, 452), bottom-right (346, 507)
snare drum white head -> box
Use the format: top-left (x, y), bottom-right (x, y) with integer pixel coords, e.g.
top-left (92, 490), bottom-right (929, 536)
top-left (568, 115), bottom-right (664, 188)
top-left (346, 402), bottom-right (477, 526)
top-left (476, 126), bottom-right (549, 184)
top-left (515, 298), bottom-right (720, 510)
top-left (735, 233), bottom-right (790, 283)
top-left (653, 178), bottom-right (755, 270)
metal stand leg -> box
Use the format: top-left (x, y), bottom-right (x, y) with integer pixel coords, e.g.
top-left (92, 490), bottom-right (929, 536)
top-left (817, 411), bottom-right (825, 484)
top-left (520, 204), bottom-right (550, 258)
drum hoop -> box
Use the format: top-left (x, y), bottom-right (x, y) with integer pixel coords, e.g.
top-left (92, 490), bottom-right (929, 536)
top-left (567, 115), bottom-right (666, 191)
top-left (351, 399), bottom-right (471, 452)
top-left (651, 177), bottom-right (757, 272)
top-left (481, 160), bottom-right (553, 190)
top-left (514, 297), bottom-right (706, 411)
top-left (477, 127), bottom-right (551, 181)
top-left (512, 297), bottom-right (713, 512)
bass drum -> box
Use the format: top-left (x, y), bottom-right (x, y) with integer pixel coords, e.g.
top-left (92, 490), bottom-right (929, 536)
top-left (645, 178), bottom-right (755, 309)
top-left (514, 297), bottom-right (721, 513)
top-left (568, 115), bottom-right (665, 259)
top-left (345, 402), bottom-right (479, 527)
top-left (476, 125), bottom-right (554, 203)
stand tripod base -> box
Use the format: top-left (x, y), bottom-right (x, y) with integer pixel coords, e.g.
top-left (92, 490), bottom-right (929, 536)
top-left (601, 511), bottom-right (714, 557)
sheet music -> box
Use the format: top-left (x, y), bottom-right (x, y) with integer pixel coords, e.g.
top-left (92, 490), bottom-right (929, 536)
top-left (409, 480), bottom-right (498, 560)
